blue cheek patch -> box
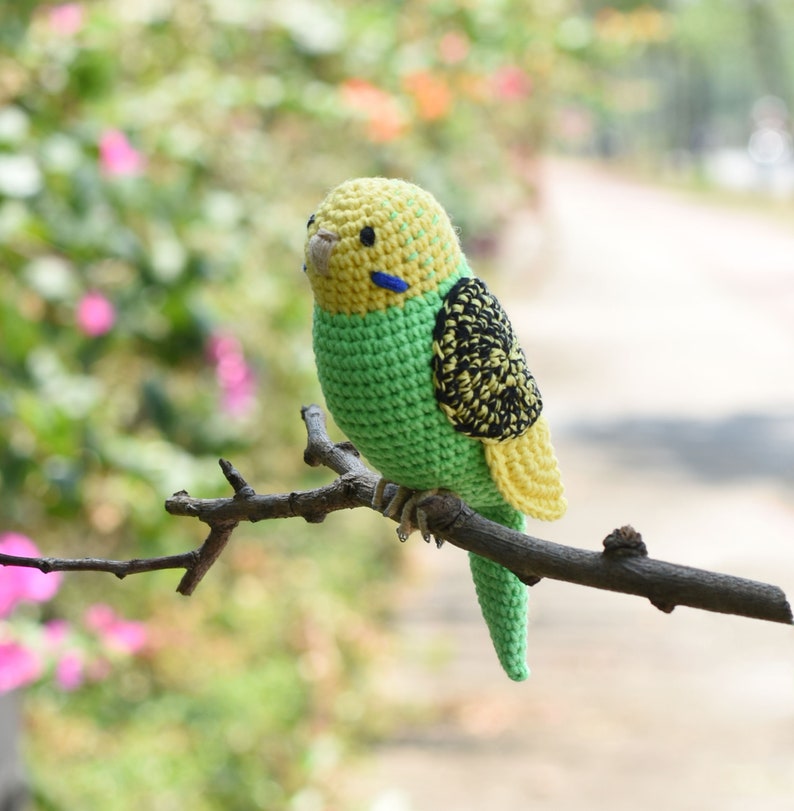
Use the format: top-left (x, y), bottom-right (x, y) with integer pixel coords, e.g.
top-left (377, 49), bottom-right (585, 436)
top-left (370, 271), bottom-right (409, 294)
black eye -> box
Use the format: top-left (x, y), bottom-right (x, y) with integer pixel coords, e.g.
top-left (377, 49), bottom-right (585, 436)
top-left (307, 214), bottom-right (315, 228)
top-left (359, 226), bottom-right (375, 247)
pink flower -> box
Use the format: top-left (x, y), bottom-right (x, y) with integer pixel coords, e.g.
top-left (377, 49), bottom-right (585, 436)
top-left (105, 621), bottom-right (146, 654)
top-left (0, 641), bottom-right (42, 693)
top-left (98, 130), bottom-right (144, 177)
top-left (48, 3), bottom-right (84, 36)
top-left (84, 603), bottom-right (115, 632)
top-left (207, 333), bottom-right (256, 416)
top-left (43, 618), bottom-right (70, 646)
top-left (55, 651), bottom-right (84, 691)
top-left (206, 333), bottom-right (242, 364)
top-left (491, 66), bottom-right (533, 101)
top-left (45, 619), bottom-right (113, 688)
top-left (218, 354), bottom-right (255, 414)
top-left (76, 290), bottom-right (115, 337)
top-left (0, 533), bottom-right (61, 619)
top-left (85, 604), bottom-right (146, 654)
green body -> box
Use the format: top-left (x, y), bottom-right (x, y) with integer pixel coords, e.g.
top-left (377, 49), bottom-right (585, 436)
top-left (313, 263), bottom-right (530, 680)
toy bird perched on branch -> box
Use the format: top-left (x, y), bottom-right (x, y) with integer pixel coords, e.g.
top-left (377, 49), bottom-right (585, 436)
top-left (303, 177), bottom-right (566, 681)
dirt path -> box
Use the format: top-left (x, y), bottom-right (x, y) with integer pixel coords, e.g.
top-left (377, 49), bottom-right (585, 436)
top-left (355, 160), bottom-right (794, 811)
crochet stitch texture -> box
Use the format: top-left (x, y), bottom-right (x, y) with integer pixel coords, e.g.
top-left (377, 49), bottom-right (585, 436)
top-left (305, 177), bottom-right (566, 680)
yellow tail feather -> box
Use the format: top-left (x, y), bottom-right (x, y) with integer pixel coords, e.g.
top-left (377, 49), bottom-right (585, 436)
top-left (484, 415), bottom-right (567, 521)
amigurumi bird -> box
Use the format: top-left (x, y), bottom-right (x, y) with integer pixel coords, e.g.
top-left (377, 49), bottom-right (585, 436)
top-left (303, 177), bottom-right (566, 681)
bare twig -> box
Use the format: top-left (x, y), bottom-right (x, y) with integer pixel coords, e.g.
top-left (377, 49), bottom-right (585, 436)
top-left (0, 551), bottom-right (199, 579)
top-left (1, 404), bottom-right (792, 627)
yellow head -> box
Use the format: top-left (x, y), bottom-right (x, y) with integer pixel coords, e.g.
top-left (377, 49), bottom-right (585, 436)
top-left (304, 177), bottom-right (464, 316)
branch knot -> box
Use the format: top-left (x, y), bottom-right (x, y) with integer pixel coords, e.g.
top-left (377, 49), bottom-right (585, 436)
top-left (602, 525), bottom-right (648, 558)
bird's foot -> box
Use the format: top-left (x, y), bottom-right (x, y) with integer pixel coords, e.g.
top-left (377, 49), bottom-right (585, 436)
top-left (372, 479), bottom-right (444, 548)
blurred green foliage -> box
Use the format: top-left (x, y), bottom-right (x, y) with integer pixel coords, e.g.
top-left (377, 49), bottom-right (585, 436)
top-left (0, 0), bottom-right (585, 808)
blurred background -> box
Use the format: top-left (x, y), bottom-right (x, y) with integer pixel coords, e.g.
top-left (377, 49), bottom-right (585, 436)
top-left (0, 1), bottom-right (792, 809)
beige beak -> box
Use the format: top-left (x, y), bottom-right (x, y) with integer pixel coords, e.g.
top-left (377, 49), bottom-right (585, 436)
top-left (308, 229), bottom-right (339, 276)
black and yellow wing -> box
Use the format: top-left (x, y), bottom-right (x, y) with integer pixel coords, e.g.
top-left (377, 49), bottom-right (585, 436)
top-left (431, 277), bottom-right (566, 520)
top-left (431, 277), bottom-right (542, 439)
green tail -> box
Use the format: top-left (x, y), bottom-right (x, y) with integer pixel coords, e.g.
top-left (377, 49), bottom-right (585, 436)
top-left (469, 504), bottom-right (529, 681)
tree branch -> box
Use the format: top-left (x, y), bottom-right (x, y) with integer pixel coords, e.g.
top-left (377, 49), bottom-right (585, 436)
top-left (1, 405), bottom-right (791, 628)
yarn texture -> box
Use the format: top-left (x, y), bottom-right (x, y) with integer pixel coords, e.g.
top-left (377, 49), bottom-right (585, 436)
top-left (305, 177), bottom-right (566, 681)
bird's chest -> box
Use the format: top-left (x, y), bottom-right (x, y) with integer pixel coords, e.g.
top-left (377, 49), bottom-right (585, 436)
top-left (312, 298), bottom-right (488, 493)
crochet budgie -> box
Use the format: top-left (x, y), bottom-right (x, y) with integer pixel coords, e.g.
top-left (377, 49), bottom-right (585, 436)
top-left (303, 177), bottom-right (566, 681)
